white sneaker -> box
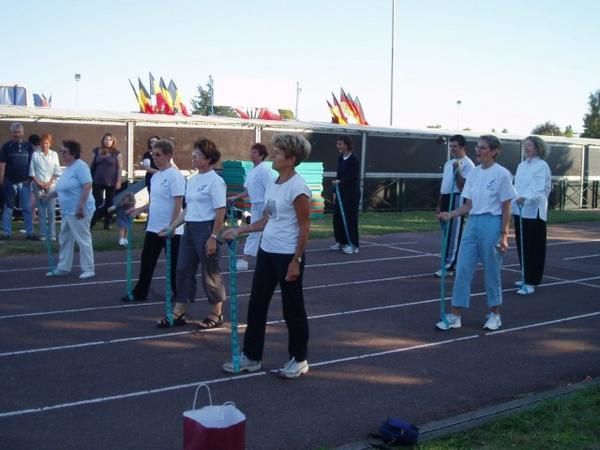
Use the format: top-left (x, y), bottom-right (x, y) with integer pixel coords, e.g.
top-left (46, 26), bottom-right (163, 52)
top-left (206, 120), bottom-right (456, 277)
top-left (514, 280), bottom-right (524, 287)
top-left (235, 259), bottom-right (249, 271)
top-left (223, 353), bottom-right (262, 373)
top-left (516, 284), bottom-right (535, 295)
top-left (46, 269), bottom-right (69, 277)
top-left (436, 313), bottom-right (461, 330)
top-left (118, 238), bottom-right (128, 246)
top-left (341, 245), bottom-right (358, 254)
top-left (483, 312), bottom-right (502, 330)
top-left (329, 243), bottom-right (341, 251)
top-left (278, 357), bottom-right (309, 379)
top-left (79, 271), bottom-right (95, 279)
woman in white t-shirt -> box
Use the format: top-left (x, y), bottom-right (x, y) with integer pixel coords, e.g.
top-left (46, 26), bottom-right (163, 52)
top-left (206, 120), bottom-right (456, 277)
top-left (436, 135), bottom-right (517, 331)
top-left (222, 133), bottom-right (312, 379)
top-left (121, 139), bottom-right (185, 308)
top-left (161, 138), bottom-right (227, 330)
top-left (227, 143), bottom-right (274, 271)
top-left (512, 136), bottom-right (552, 296)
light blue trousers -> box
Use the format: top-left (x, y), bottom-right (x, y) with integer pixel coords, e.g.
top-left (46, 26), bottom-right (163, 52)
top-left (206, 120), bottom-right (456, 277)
top-left (451, 214), bottom-right (503, 309)
top-left (2, 181), bottom-right (33, 235)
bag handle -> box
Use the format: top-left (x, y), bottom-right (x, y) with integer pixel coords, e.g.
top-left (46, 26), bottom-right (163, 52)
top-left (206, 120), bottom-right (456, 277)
top-left (192, 383), bottom-right (212, 409)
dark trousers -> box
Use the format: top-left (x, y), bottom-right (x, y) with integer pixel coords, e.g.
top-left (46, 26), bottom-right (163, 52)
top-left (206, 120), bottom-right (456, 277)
top-left (176, 221), bottom-right (226, 305)
top-left (513, 214), bottom-right (547, 285)
top-left (439, 194), bottom-right (466, 269)
top-left (333, 187), bottom-right (359, 247)
top-left (132, 231), bottom-right (180, 300)
top-left (91, 183), bottom-right (116, 228)
top-left (243, 249), bottom-right (309, 362)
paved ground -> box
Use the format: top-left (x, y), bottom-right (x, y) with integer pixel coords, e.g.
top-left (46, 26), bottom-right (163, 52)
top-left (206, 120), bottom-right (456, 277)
top-left (0, 222), bottom-right (599, 450)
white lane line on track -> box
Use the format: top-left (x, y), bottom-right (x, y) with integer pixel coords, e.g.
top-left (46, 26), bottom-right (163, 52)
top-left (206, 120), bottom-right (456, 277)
top-left (0, 335), bottom-right (480, 419)
top-left (1, 274), bottom-right (598, 358)
top-left (0, 252), bottom-right (435, 293)
top-left (0, 241), bottom-right (420, 274)
top-left (563, 253), bottom-right (600, 261)
top-left (3, 305), bottom-right (600, 419)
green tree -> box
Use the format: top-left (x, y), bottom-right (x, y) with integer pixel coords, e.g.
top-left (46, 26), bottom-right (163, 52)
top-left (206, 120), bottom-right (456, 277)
top-left (191, 77), bottom-right (237, 117)
top-left (531, 121), bottom-right (563, 136)
top-left (278, 109), bottom-right (295, 120)
top-left (564, 125), bottom-right (574, 138)
top-left (581, 90), bottom-right (600, 138)
top-left (502, 128), bottom-right (509, 133)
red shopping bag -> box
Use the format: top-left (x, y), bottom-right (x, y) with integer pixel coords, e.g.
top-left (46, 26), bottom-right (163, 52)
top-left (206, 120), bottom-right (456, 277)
top-left (183, 384), bottom-right (246, 450)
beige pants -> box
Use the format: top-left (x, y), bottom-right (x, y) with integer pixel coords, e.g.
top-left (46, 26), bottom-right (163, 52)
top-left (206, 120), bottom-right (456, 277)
top-left (57, 210), bottom-right (95, 274)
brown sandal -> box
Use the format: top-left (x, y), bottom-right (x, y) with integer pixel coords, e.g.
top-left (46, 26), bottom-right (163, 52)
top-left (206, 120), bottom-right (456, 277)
top-left (196, 313), bottom-right (223, 331)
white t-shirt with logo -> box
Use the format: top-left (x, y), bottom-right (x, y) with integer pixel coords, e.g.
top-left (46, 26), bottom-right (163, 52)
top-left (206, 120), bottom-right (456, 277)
top-left (440, 156), bottom-right (475, 194)
top-left (184, 170), bottom-right (226, 222)
top-left (244, 161), bottom-right (275, 204)
top-left (147, 167), bottom-right (185, 234)
top-left (260, 173), bottom-right (311, 254)
top-left (461, 163), bottom-right (516, 216)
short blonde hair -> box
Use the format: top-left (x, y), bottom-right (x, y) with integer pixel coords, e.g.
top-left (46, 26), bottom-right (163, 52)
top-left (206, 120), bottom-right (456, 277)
top-left (524, 135), bottom-right (548, 159)
top-left (272, 133), bottom-right (311, 166)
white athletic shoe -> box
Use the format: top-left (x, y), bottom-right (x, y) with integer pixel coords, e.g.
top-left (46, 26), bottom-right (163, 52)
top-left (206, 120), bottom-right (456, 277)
top-left (235, 259), bottom-right (249, 271)
top-left (514, 280), bottom-right (524, 287)
top-left (46, 269), bottom-right (69, 277)
top-left (342, 245), bottom-right (358, 254)
top-left (483, 312), bottom-right (502, 330)
top-left (516, 284), bottom-right (535, 295)
top-left (435, 313), bottom-right (462, 331)
top-left (434, 268), bottom-right (455, 277)
top-left (278, 357), bottom-right (309, 379)
top-left (118, 238), bottom-right (128, 246)
top-left (329, 243), bottom-right (341, 251)
top-left (79, 271), bottom-right (95, 280)
top-left (223, 353), bottom-right (262, 373)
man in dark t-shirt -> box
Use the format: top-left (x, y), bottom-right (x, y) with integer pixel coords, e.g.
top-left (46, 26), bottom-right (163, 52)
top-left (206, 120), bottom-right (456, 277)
top-left (0, 122), bottom-right (37, 239)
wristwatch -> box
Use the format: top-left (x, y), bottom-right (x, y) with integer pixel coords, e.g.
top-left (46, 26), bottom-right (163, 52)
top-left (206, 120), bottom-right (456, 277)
top-left (296, 256), bottom-right (302, 264)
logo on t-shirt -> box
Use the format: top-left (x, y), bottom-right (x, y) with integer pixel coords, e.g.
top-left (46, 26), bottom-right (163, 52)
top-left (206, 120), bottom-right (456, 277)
top-left (266, 199), bottom-right (277, 219)
top-left (486, 179), bottom-right (496, 191)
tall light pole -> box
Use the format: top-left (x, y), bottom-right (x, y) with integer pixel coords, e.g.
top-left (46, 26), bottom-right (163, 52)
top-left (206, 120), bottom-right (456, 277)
top-left (295, 81), bottom-right (302, 120)
top-left (389, 0), bottom-right (395, 127)
top-left (208, 75), bottom-right (214, 115)
top-left (456, 99), bottom-right (462, 130)
top-left (74, 73), bottom-right (81, 109)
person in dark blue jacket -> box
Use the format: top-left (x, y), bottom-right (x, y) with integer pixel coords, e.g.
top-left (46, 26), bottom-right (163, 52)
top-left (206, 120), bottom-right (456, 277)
top-left (330, 136), bottom-right (360, 254)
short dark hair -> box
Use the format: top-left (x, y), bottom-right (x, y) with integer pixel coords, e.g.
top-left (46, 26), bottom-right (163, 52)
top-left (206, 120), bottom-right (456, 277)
top-left (63, 140), bottom-right (82, 159)
top-left (251, 143), bottom-right (268, 160)
top-left (337, 135), bottom-right (353, 151)
top-left (28, 134), bottom-right (41, 146)
top-left (449, 134), bottom-right (466, 147)
top-left (194, 138), bottom-right (221, 165)
top-left (152, 139), bottom-right (174, 156)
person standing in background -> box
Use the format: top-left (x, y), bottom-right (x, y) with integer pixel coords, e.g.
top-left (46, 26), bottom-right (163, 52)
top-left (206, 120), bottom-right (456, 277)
top-left (435, 134), bottom-right (474, 277)
top-left (0, 122), bottom-right (38, 240)
top-left (141, 135), bottom-right (160, 194)
top-left (30, 133), bottom-right (61, 241)
top-left (512, 136), bottom-right (552, 295)
top-left (227, 143), bottom-right (274, 271)
top-left (330, 136), bottom-right (360, 254)
top-left (90, 132), bottom-right (122, 230)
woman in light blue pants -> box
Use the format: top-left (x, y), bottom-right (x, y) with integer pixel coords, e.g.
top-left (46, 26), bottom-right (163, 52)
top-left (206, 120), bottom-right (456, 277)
top-left (436, 135), bottom-right (517, 331)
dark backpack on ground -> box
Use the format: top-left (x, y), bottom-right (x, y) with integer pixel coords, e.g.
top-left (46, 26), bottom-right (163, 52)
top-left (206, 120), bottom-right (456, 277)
top-left (368, 417), bottom-right (419, 448)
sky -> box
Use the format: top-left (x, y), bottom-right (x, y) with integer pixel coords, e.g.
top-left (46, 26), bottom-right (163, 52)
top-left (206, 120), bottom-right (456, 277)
top-left (2, 0), bottom-right (599, 135)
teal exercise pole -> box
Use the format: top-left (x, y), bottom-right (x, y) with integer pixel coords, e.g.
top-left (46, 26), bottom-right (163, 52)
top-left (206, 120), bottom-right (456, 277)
top-left (41, 197), bottom-right (56, 271)
top-left (164, 233), bottom-right (174, 326)
top-left (517, 203), bottom-right (526, 287)
top-left (334, 182), bottom-right (356, 251)
top-left (227, 204), bottom-right (241, 373)
top-left (126, 216), bottom-right (133, 301)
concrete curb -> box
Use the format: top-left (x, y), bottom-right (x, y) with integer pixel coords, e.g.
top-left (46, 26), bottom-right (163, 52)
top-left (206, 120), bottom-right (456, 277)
top-left (334, 377), bottom-right (598, 449)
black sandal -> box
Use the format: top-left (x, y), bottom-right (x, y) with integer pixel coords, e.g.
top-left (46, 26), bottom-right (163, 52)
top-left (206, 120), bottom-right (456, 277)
top-left (196, 313), bottom-right (223, 331)
top-left (157, 313), bottom-right (186, 328)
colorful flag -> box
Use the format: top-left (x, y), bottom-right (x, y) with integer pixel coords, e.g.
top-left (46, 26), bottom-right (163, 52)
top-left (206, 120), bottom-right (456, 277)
top-left (129, 79), bottom-right (144, 112)
top-left (353, 95), bottom-right (368, 125)
top-left (159, 77), bottom-right (175, 114)
top-left (149, 72), bottom-right (166, 112)
top-left (171, 81), bottom-right (191, 116)
top-left (234, 108), bottom-right (250, 119)
top-left (331, 93), bottom-right (348, 125)
top-left (137, 78), bottom-right (154, 113)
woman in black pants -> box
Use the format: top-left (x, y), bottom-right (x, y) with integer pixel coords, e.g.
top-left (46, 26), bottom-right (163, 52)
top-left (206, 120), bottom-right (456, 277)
top-left (222, 133), bottom-right (312, 379)
top-left (330, 135), bottom-right (360, 254)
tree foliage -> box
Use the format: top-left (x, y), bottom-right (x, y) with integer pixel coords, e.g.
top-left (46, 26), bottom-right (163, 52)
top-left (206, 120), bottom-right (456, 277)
top-left (531, 121), bottom-right (563, 136)
top-left (563, 125), bottom-right (574, 138)
top-left (581, 90), bottom-right (600, 138)
top-left (191, 77), bottom-right (237, 117)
